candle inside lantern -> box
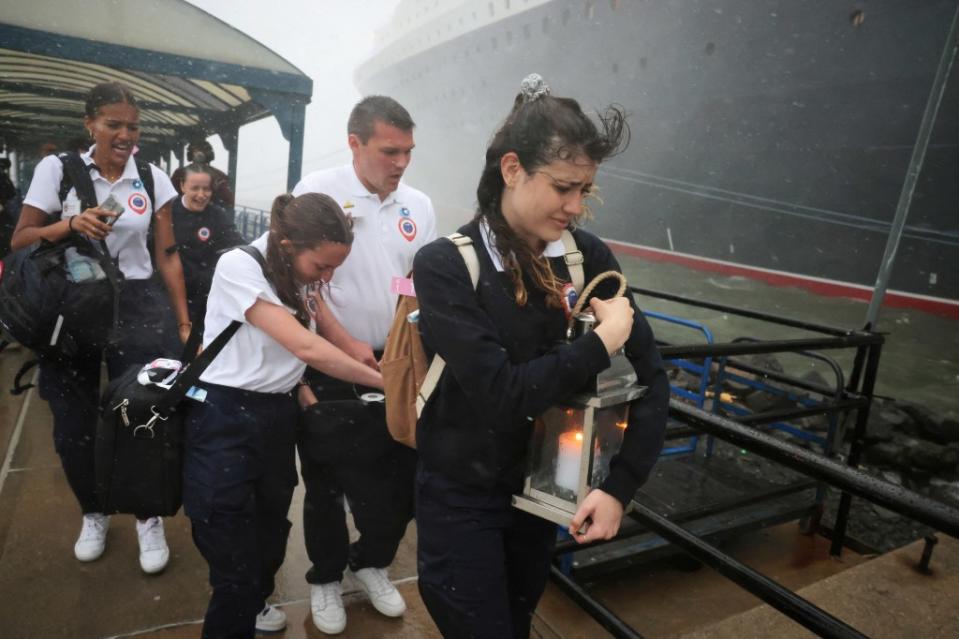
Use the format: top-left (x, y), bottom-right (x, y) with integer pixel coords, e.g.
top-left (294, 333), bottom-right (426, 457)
top-left (555, 431), bottom-right (583, 492)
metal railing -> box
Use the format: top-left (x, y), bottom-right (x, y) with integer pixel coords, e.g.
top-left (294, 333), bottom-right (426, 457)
top-left (551, 286), bottom-right (959, 639)
top-left (234, 204), bottom-right (270, 241)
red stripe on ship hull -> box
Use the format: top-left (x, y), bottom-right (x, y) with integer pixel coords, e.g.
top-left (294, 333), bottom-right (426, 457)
top-left (605, 239), bottom-right (959, 320)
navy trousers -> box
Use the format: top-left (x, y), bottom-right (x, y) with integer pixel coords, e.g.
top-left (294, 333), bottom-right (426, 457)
top-left (38, 276), bottom-right (179, 516)
top-left (415, 467), bottom-right (557, 639)
top-left (182, 383), bottom-right (298, 639)
top-left (298, 369), bottom-right (416, 585)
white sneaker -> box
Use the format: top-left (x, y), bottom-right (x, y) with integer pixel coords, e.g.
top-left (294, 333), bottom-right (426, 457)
top-left (255, 605), bottom-right (287, 632)
top-left (310, 582), bottom-right (346, 634)
top-left (74, 513), bottom-right (110, 561)
top-left (352, 567), bottom-right (406, 617)
top-left (135, 517), bottom-right (169, 574)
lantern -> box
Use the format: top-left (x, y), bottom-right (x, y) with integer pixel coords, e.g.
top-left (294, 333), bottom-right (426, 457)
top-left (512, 312), bottom-right (646, 527)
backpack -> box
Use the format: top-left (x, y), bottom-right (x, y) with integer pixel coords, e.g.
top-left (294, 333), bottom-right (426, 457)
top-left (381, 230), bottom-right (584, 448)
top-left (0, 153), bottom-right (130, 363)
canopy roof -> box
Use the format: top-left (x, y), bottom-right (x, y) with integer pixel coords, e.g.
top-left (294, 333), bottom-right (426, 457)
top-left (0, 0), bottom-right (312, 158)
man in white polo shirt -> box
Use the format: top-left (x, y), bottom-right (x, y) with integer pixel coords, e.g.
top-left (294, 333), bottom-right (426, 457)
top-left (291, 96), bottom-right (435, 635)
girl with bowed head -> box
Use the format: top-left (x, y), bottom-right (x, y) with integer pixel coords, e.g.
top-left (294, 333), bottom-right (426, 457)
top-left (411, 74), bottom-right (669, 637)
top-left (12, 81), bottom-right (190, 574)
top-left (181, 192), bottom-right (383, 637)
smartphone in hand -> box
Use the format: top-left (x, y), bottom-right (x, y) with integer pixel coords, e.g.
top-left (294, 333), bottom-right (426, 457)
top-left (99, 194), bottom-right (125, 226)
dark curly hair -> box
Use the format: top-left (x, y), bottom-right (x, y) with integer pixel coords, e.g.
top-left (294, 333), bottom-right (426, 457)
top-left (475, 88), bottom-right (629, 307)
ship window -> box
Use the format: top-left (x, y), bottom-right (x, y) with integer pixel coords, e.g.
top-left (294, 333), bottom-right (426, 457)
top-left (506, 30), bottom-right (513, 45)
top-left (505, 0), bottom-right (510, 9)
top-left (523, 24), bottom-right (531, 38)
top-left (640, 56), bottom-right (647, 69)
top-left (586, 2), bottom-right (595, 20)
top-left (489, 2), bottom-right (495, 17)
top-left (542, 16), bottom-right (550, 33)
top-left (492, 37), bottom-right (498, 50)
top-left (562, 8), bottom-right (570, 26)
top-left (612, 61), bottom-right (619, 74)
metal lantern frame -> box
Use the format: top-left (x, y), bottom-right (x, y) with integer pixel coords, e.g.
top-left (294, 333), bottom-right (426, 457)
top-left (512, 344), bottom-right (646, 528)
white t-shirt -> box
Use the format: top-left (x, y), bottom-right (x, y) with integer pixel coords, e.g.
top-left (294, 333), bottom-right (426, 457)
top-left (199, 233), bottom-right (313, 394)
top-left (23, 148), bottom-right (177, 280)
top-left (292, 163), bottom-right (436, 349)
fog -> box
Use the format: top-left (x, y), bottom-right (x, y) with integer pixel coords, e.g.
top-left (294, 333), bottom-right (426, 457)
top-left (186, 0), bottom-right (401, 210)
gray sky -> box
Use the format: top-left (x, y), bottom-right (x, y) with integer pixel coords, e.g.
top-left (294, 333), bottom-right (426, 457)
top-left (186, 0), bottom-right (401, 209)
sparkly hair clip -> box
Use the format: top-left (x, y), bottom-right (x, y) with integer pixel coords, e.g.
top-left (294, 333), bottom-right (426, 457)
top-left (519, 73), bottom-right (550, 103)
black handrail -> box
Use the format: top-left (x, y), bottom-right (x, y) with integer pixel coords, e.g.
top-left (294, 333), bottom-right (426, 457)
top-left (628, 502), bottom-right (867, 639)
top-left (548, 565), bottom-right (644, 639)
top-left (631, 285), bottom-right (857, 337)
top-left (660, 334), bottom-right (881, 359)
top-left (670, 399), bottom-right (959, 538)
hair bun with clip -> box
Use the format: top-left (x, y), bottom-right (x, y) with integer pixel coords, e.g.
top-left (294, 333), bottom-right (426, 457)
top-left (520, 73), bottom-right (550, 103)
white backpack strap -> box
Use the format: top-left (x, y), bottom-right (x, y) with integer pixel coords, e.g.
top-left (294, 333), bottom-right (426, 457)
top-left (560, 230), bottom-right (584, 293)
top-left (417, 355), bottom-right (445, 417)
top-left (416, 233), bottom-right (480, 417)
top-left (448, 232), bottom-right (480, 288)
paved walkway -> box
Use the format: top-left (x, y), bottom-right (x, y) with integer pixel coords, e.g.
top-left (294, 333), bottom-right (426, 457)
top-left (2, 344), bottom-right (955, 638)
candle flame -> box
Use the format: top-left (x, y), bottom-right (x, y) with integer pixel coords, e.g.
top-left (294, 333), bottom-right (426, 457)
top-left (616, 421), bottom-right (627, 429)
top-left (574, 432), bottom-right (583, 442)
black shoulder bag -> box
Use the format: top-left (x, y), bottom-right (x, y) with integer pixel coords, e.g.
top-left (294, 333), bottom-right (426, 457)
top-left (94, 244), bottom-right (259, 516)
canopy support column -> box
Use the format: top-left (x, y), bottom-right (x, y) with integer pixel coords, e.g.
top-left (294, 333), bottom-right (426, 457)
top-left (250, 88), bottom-right (307, 192)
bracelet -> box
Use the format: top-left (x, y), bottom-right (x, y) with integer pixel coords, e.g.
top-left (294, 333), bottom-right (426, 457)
top-left (68, 216), bottom-right (77, 232)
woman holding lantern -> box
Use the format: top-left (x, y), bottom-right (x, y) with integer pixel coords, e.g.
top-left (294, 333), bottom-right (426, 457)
top-left (411, 74), bottom-right (669, 638)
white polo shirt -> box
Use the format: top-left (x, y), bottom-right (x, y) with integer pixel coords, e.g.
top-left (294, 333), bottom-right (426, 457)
top-left (292, 164), bottom-right (437, 349)
top-left (199, 233), bottom-right (314, 394)
top-left (23, 147), bottom-right (177, 280)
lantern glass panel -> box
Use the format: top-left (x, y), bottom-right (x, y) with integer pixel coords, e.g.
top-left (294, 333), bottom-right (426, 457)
top-left (527, 406), bottom-right (586, 502)
top-left (590, 404), bottom-right (629, 487)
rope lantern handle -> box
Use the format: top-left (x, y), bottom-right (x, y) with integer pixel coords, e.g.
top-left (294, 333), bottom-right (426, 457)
top-left (567, 270), bottom-right (628, 332)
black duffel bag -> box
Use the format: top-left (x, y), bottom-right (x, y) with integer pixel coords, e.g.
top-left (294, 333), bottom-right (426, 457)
top-left (298, 380), bottom-right (393, 466)
top-left (95, 319), bottom-right (240, 517)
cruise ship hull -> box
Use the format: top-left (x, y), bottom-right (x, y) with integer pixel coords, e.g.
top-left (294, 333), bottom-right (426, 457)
top-left (357, 0), bottom-right (959, 316)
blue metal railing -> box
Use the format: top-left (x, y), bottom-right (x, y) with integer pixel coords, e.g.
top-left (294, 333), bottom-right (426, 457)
top-left (642, 310), bottom-right (715, 457)
top-left (234, 204), bottom-right (271, 241)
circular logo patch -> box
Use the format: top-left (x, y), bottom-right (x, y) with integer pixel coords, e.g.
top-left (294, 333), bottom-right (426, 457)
top-left (398, 218), bottom-right (417, 242)
top-left (197, 227), bottom-right (211, 242)
top-left (128, 193), bottom-right (148, 215)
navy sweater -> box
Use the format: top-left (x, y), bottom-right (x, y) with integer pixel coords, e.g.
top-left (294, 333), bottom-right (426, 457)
top-left (171, 198), bottom-right (243, 309)
top-left (412, 221), bottom-right (669, 506)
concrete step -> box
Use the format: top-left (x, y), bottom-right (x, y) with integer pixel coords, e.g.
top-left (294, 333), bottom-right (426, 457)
top-left (679, 535), bottom-right (959, 638)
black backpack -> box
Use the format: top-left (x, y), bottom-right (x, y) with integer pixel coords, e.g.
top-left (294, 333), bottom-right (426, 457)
top-left (0, 153), bottom-right (154, 366)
